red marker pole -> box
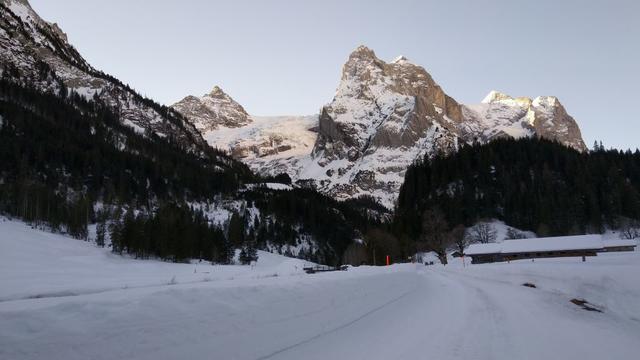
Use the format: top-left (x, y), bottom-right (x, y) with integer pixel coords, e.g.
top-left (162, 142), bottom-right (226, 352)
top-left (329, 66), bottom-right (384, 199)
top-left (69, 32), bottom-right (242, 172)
top-left (386, 255), bottom-right (390, 266)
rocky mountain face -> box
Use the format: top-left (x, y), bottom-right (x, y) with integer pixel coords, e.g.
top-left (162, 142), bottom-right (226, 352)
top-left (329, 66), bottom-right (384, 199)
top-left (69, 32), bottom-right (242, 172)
top-left (172, 86), bottom-right (252, 132)
top-left (461, 91), bottom-right (587, 152)
top-left (175, 46), bottom-right (587, 209)
top-left (172, 87), bottom-right (318, 177)
top-left (0, 0), bottom-right (211, 156)
top-left (301, 47), bottom-right (465, 206)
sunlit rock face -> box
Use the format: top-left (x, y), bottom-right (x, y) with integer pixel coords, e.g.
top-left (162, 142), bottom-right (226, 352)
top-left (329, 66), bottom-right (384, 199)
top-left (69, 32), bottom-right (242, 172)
top-left (304, 46), bottom-right (463, 208)
top-left (461, 91), bottom-right (587, 152)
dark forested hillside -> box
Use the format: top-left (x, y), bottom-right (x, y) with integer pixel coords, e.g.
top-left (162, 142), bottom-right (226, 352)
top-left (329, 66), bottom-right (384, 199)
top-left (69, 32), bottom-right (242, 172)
top-left (395, 138), bottom-right (640, 240)
top-left (0, 76), bottom-right (252, 208)
top-left (0, 68), bottom-right (253, 238)
top-left (0, 68), bottom-right (382, 265)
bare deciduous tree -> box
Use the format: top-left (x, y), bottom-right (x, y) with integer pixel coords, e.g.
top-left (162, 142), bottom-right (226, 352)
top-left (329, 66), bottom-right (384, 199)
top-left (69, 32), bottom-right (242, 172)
top-left (420, 208), bottom-right (451, 265)
top-left (468, 223), bottom-right (497, 244)
top-left (450, 224), bottom-right (469, 255)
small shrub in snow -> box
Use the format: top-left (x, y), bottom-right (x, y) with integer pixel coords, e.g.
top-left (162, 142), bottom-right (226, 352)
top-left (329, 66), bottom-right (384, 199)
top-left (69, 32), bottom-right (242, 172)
top-left (618, 218), bottom-right (640, 240)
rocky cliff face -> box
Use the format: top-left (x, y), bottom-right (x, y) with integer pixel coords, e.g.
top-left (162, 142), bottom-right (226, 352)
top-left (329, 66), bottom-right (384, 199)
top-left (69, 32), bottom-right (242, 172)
top-left (302, 46), bottom-right (463, 206)
top-left (175, 46), bottom-right (588, 209)
top-left (461, 91), bottom-right (587, 152)
top-left (0, 0), bottom-right (209, 155)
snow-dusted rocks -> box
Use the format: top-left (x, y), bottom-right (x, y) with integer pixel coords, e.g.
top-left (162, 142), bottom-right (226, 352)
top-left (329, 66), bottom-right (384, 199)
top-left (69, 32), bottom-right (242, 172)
top-left (461, 91), bottom-right (587, 152)
top-left (307, 46), bottom-right (463, 207)
top-left (204, 115), bottom-right (318, 177)
top-left (172, 86), bottom-right (252, 131)
top-left (171, 87), bottom-right (318, 177)
top-left (0, 0), bottom-right (207, 153)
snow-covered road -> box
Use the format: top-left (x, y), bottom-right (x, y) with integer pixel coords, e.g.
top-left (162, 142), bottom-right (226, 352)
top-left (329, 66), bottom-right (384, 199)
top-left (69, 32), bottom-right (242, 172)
top-left (248, 266), bottom-right (640, 360)
top-left (1, 219), bottom-right (639, 360)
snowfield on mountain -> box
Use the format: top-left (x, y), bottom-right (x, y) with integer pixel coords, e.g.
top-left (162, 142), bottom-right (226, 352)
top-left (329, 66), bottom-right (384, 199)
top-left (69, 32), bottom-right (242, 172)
top-left (1, 218), bottom-right (638, 360)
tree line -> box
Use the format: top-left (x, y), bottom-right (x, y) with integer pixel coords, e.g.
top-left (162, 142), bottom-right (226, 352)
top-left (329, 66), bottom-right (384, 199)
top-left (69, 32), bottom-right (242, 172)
top-left (394, 137), bottom-right (640, 257)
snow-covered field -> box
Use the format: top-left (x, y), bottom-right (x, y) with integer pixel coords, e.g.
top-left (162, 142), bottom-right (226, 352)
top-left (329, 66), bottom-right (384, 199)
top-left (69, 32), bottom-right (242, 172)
top-left (1, 218), bottom-right (639, 360)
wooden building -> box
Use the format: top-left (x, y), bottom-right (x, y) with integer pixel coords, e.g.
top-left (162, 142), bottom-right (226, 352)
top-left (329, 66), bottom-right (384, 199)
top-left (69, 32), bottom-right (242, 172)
top-left (602, 239), bottom-right (637, 252)
top-left (465, 235), bottom-right (635, 264)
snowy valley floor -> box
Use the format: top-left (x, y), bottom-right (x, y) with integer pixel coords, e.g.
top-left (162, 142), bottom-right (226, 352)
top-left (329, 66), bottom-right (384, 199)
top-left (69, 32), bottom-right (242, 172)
top-left (1, 219), bottom-right (639, 360)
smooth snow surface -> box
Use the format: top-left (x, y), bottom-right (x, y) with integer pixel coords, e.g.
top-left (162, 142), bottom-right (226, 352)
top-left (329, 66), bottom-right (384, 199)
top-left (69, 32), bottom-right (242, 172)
top-left (1, 219), bottom-right (639, 360)
top-left (0, 219), bottom-right (309, 303)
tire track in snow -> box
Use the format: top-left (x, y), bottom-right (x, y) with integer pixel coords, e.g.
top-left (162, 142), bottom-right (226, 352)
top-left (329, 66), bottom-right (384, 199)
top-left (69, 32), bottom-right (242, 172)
top-left (255, 281), bottom-right (420, 360)
top-left (423, 269), bottom-right (517, 360)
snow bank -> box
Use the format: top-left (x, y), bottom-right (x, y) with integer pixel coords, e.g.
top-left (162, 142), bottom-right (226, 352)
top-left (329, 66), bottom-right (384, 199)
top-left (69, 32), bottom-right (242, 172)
top-left (0, 218), bottom-right (310, 302)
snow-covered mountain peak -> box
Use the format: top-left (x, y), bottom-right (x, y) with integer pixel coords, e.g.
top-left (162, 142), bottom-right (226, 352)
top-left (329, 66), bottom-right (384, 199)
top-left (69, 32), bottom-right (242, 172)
top-left (172, 86), bottom-right (252, 131)
top-left (463, 92), bottom-right (586, 152)
top-left (2, 0), bottom-right (33, 19)
top-left (208, 85), bottom-right (227, 98)
top-left (0, 0), bottom-right (35, 12)
top-left (340, 45), bottom-right (386, 83)
top-left (3, 0), bottom-right (30, 5)
top-left (350, 45), bottom-right (378, 59)
top-left (2, 0), bottom-right (66, 42)
top-left (482, 90), bottom-right (512, 103)
top-left (481, 90), bottom-right (532, 107)
top-left (392, 55), bottom-right (410, 64)
top-left (532, 95), bottom-right (559, 108)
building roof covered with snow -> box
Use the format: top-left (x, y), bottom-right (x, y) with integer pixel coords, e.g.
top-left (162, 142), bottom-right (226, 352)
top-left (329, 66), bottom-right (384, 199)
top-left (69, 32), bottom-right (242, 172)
top-left (500, 235), bottom-right (603, 254)
top-left (465, 243), bottom-right (503, 256)
top-left (602, 239), bottom-right (637, 248)
top-left (465, 235), bottom-right (637, 264)
top-left (466, 235), bottom-right (605, 256)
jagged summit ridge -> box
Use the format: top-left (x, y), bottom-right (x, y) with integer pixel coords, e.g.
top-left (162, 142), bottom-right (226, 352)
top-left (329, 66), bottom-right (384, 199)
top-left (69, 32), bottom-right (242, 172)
top-left (209, 85), bottom-right (228, 98)
top-left (172, 86), bottom-right (252, 132)
top-left (392, 55), bottom-right (410, 64)
top-left (464, 91), bottom-right (586, 152)
top-left (482, 90), bottom-right (517, 104)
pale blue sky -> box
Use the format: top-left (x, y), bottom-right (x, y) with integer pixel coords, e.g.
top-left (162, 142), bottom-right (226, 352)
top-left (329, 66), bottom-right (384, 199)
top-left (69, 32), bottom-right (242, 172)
top-left (30, 0), bottom-right (640, 150)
